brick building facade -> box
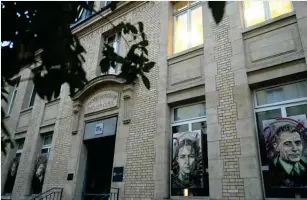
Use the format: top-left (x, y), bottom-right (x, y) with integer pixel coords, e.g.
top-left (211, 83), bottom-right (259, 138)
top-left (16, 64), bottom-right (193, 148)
top-left (2, 1), bottom-right (307, 200)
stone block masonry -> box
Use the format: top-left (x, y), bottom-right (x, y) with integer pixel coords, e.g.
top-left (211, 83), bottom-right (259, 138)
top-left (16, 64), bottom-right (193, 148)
top-left (123, 2), bottom-right (162, 200)
top-left (213, 15), bottom-right (245, 199)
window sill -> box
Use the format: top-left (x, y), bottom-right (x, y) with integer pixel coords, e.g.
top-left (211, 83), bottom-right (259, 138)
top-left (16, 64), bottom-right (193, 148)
top-left (3, 115), bottom-right (10, 120)
top-left (241, 11), bottom-right (296, 34)
top-left (167, 45), bottom-right (204, 61)
top-left (20, 107), bottom-right (33, 114)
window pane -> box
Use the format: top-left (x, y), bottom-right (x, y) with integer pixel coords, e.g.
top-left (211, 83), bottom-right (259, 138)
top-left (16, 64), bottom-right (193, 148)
top-left (269, 1), bottom-right (292, 19)
top-left (192, 121), bottom-right (207, 134)
top-left (174, 12), bottom-right (188, 54)
top-left (43, 134), bottom-right (53, 145)
top-left (174, 1), bottom-right (188, 12)
top-left (174, 103), bottom-right (206, 121)
top-left (172, 124), bottom-right (189, 134)
top-left (286, 104), bottom-right (307, 117)
top-left (41, 148), bottom-right (48, 154)
top-left (17, 140), bottom-right (24, 150)
top-left (29, 88), bottom-right (36, 107)
top-left (8, 90), bottom-right (17, 114)
top-left (256, 81), bottom-right (307, 106)
top-left (244, 0), bottom-right (265, 27)
top-left (191, 6), bottom-right (203, 47)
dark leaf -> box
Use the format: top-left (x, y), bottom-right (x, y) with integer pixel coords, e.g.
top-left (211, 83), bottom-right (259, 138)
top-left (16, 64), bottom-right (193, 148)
top-left (130, 25), bottom-right (138, 34)
top-left (141, 32), bottom-right (146, 41)
top-left (141, 47), bottom-right (148, 55)
top-left (138, 22), bottom-right (144, 33)
top-left (109, 2), bottom-right (117, 11)
top-left (139, 40), bottom-right (149, 47)
top-left (141, 74), bottom-right (150, 90)
top-left (208, 1), bottom-right (226, 24)
top-left (143, 62), bottom-right (155, 73)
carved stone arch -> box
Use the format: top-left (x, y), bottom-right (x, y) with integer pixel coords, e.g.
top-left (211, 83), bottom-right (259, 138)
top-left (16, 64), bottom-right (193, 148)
top-left (71, 75), bottom-right (126, 102)
top-left (71, 75), bottom-right (134, 134)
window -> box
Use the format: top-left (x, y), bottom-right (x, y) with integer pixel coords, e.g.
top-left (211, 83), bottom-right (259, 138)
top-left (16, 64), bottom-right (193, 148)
top-left (31, 133), bottom-right (53, 194)
top-left (16, 139), bottom-right (25, 158)
top-left (21, 81), bottom-right (36, 110)
top-left (41, 134), bottom-right (53, 158)
top-left (254, 80), bottom-right (307, 198)
top-left (255, 80), bottom-right (307, 107)
top-left (243, 0), bottom-right (293, 27)
top-left (104, 33), bottom-right (121, 75)
top-left (29, 86), bottom-right (36, 107)
top-left (3, 138), bottom-right (24, 194)
top-left (73, 1), bottom-right (94, 25)
top-left (173, 1), bottom-right (203, 54)
top-left (171, 102), bottom-right (209, 197)
top-left (100, 1), bottom-right (111, 9)
top-left (7, 78), bottom-right (20, 115)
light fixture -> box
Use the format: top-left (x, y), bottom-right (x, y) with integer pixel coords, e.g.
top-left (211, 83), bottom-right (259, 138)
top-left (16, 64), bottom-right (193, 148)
top-left (184, 188), bottom-right (188, 197)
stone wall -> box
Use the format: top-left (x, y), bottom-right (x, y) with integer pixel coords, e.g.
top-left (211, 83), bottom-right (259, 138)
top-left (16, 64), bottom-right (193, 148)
top-left (203, 2), bottom-right (263, 200)
top-left (122, 2), bottom-right (161, 200)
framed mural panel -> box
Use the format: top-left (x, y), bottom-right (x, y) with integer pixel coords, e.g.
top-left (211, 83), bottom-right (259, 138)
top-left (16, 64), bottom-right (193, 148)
top-left (172, 131), bottom-right (203, 189)
top-left (170, 102), bottom-right (209, 197)
top-left (4, 157), bottom-right (20, 194)
top-left (31, 155), bottom-right (48, 194)
top-left (254, 81), bottom-right (307, 198)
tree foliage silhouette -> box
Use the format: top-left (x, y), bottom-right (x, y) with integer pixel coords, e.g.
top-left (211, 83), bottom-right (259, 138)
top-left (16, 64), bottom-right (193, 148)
top-left (1, 1), bottom-right (225, 154)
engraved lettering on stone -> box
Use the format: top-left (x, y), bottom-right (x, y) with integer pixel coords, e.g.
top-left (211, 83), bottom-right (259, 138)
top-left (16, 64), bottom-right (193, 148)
top-left (86, 91), bottom-right (119, 113)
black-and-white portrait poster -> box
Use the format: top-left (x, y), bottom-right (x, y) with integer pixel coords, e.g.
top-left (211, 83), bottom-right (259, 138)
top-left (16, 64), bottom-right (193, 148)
top-left (4, 157), bottom-right (19, 194)
top-left (262, 115), bottom-right (307, 188)
top-left (31, 155), bottom-right (48, 194)
top-left (172, 131), bottom-right (203, 189)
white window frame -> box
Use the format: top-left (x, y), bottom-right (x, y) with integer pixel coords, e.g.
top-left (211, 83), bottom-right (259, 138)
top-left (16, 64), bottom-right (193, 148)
top-left (253, 79), bottom-right (307, 109)
top-left (7, 79), bottom-right (20, 115)
top-left (103, 33), bottom-right (121, 75)
top-left (41, 134), bottom-right (53, 157)
top-left (253, 82), bottom-right (307, 198)
top-left (172, 101), bottom-right (206, 124)
top-left (172, 1), bottom-right (202, 54)
top-left (243, 1), bottom-right (293, 28)
top-left (100, 1), bottom-right (111, 9)
top-left (28, 85), bottom-right (36, 108)
top-left (16, 139), bottom-right (25, 157)
top-left (170, 102), bottom-right (208, 196)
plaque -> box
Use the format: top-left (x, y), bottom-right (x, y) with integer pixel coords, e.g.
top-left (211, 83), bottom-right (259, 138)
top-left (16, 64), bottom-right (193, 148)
top-left (85, 91), bottom-right (119, 114)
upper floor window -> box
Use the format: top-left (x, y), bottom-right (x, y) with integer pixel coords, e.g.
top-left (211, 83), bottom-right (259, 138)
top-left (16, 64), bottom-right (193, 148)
top-left (100, 1), bottom-right (112, 9)
top-left (41, 133), bottom-right (53, 157)
top-left (103, 32), bottom-right (121, 75)
top-left (7, 77), bottom-right (20, 115)
top-left (243, 0), bottom-right (293, 27)
top-left (74, 1), bottom-right (94, 25)
top-left (16, 139), bottom-right (25, 158)
top-left (173, 1), bottom-right (203, 54)
top-left (22, 80), bottom-right (36, 110)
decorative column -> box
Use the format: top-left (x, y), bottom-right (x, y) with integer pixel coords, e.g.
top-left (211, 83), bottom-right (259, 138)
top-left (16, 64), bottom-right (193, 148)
top-left (72, 102), bottom-right (82, 135)
top-left (122, 85), bottom-right (134, 124)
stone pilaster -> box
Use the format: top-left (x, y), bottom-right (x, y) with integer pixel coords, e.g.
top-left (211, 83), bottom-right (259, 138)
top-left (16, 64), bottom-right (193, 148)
top-left (204, 2), bottom-right (263, 199)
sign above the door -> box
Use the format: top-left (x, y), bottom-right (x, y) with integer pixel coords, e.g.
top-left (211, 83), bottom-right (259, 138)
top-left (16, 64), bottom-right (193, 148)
top-left (85, 91), bottom-right (119, 114)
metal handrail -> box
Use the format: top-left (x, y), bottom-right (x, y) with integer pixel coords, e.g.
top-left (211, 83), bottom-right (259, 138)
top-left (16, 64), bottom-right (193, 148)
top-left (31, 187), bottom-right (63, 200)
top-left (83, 187), bottom-right (119, 200)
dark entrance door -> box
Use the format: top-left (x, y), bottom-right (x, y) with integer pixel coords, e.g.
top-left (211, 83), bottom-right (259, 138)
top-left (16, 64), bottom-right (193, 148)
top-left (83, 135), bottom-right (116, 200)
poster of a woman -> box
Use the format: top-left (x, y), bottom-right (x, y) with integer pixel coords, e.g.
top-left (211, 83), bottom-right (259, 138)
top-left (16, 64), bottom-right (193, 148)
top-left (172, 131), bottom-right (203, 189)
top-left (4, 157), bottom-right (19, 194)
top-left (31, 155), bottom-right (48, 194)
